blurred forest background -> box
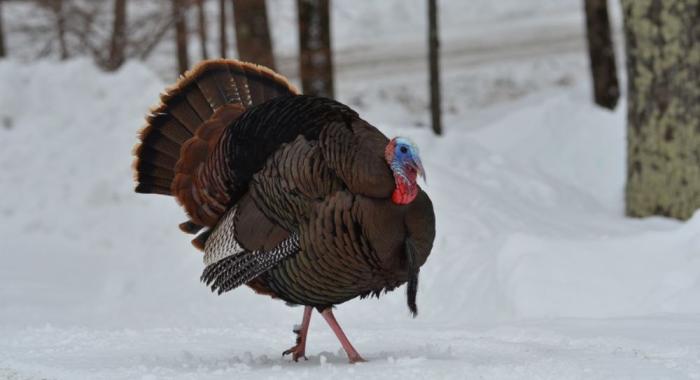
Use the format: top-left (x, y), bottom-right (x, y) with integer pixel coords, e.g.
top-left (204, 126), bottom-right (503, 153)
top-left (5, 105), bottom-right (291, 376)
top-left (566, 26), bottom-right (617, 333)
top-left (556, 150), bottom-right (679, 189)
top-left (1, 0), bottom-right (697, 220)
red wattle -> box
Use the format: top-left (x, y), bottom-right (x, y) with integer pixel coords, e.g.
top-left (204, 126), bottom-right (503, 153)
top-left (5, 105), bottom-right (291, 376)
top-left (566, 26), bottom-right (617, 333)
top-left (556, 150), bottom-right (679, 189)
top-left (392, 177), bottom-right (418, 205)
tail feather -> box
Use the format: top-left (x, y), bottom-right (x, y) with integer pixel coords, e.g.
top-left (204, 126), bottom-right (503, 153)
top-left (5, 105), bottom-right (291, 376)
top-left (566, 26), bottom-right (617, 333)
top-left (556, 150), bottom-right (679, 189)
top-left (133, 146), bottom-right (178, 179)
top-left (135, 184), bottom-right (171, 196)
top-left (166, 99), bottom-right (204, 134)
top-left (133, 59), bottom-right (299, 227)
top-left (230, 67), bottom-right (252, 105)
top-left (184, 88), bottom-right (214, 120)
top-left (138, 129), bottom-right (182, 159)
top-left (144, 113), bottom-right (192, 144)
top-left (195, 70), bottom-right (231, 109)
top-left (241, 66), bottom-right (265, 105)
top-left (210, 65), bottom-right (247, 105)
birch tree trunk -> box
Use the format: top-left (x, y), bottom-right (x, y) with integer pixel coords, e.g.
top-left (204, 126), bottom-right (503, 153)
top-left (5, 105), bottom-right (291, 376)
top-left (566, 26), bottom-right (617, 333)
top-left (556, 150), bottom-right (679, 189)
top-left (622, 0), bottom-right (700, 220)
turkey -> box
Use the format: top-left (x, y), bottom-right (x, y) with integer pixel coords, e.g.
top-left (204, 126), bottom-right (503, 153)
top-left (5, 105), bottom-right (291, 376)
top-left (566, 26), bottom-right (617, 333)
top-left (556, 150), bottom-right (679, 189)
top-left (132, 59), bottom-right (435, 363)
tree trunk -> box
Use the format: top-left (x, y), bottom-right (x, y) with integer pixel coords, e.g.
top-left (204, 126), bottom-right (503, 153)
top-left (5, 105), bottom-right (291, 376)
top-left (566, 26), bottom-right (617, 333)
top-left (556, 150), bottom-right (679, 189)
top-left (173, 0), bottom-right (190, 75)
top-left (297, 0), bottom-right (333, 98)
top-left (622, 0), bottom-right (700, 220)
top-left (218, 0), bottom-right (228, 57)
top-left (53, 0), bottom-right (68, 60)
top-left (0, 0), bottom-right (6, 58)
top-left (232, 0), bottom-right (276, 69)
top-left (196, 0), bottom-right (209, 59)
top-left (584, 0), bottom-right (620, 110)
top-left (106, 0), bottom-right (127, 71)
top-left (428, 0), bottom-right (442, 135)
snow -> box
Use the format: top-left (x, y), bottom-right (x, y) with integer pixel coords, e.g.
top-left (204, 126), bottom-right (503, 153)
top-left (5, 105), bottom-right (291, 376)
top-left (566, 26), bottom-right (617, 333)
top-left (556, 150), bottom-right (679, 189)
top-left (2, 1), bottom-right (700, 379)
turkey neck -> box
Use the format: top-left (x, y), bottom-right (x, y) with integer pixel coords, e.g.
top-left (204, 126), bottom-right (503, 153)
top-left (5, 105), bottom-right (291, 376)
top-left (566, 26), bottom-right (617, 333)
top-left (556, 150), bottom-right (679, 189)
top-left (391, 169), bottom-right (418, 205)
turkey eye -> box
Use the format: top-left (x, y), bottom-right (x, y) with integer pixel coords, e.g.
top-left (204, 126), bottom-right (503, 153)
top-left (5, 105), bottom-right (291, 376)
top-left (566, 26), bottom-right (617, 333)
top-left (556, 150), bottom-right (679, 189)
top-left (399, 146), bottom-right (408, 154)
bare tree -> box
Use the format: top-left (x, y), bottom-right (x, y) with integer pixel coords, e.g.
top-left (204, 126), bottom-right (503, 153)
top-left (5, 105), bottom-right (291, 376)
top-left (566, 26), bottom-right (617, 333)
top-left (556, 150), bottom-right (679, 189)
top-left (0, 0), bottom-right (6, 58)
top-left (131, 8), bottom-right (177, 62)
top-left (584, 0), bottom-right (619, 110)
top-left (12, 1), bottom-right (173, 69)
top-left (218, 0), bottom-right (228, 57)
top-left (622, 0), bottom-right (700, 220)
top-left (233, 0), bottom-right (275, 69)
top-left (297, 0), bottom-right (333, 98)
top-left (428, 0), bottom-right (442, 135)
top-left (73, 1), bottom-right (173, 65)
top-left (105, 0), bottom-right (127, 71)
top-left (45, 0), bottom-right (69, 60)
top-left (196, 0), bottom-right (208, 59)
top-left (31, 1), bottom-right (94, 60)
top-left (173, 0), bottom-right (190, 75)
top-left (32, 0), bottom-right (69, 59)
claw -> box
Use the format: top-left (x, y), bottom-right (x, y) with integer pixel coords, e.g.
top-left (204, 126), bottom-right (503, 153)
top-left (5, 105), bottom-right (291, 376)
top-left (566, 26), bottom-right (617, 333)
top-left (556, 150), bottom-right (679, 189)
top-left (282, 345), bottom-right (307, 362)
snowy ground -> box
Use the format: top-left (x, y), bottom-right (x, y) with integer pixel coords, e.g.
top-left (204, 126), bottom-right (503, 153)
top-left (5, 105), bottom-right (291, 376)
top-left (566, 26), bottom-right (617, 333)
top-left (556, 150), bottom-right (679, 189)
top-left (3, 2), bottom-right (700, 379)
top-left (3, 316), bottom-right (700, 379)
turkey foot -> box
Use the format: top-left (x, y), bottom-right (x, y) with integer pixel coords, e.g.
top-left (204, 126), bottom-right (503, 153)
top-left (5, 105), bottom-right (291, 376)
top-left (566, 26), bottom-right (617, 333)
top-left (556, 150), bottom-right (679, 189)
top-left (283, 306), bottom-right (312, 361)
top-left (320, 308), bottom-right (367, 363)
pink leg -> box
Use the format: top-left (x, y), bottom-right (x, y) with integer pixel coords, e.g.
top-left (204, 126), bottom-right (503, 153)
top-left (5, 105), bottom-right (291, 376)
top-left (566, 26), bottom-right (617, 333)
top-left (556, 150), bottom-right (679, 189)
top-left (320, 308), bottom-right (366, 363)
top-left (283, 306), bottom-right (313, 361)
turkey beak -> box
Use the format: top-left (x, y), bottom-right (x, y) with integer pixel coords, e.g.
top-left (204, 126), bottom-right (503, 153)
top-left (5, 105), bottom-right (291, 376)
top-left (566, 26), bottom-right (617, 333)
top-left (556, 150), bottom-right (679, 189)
top-left (411, 157), bottom-right (426, 183)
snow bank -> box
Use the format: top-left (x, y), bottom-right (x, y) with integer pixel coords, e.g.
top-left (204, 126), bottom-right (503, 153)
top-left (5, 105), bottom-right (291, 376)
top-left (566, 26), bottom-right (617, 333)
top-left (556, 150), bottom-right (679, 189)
top-left (1, 57), bottom-right (698, 334)
top-left (0, 59), bottom-right (279, 329)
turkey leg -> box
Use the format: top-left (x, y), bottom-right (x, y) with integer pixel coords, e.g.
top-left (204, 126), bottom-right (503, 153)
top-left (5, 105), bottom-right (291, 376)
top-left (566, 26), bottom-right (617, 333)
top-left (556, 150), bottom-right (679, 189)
top-left (283, 306), bottom-right (313, 361)
top-left (320, 308), bottom-right (366, 363)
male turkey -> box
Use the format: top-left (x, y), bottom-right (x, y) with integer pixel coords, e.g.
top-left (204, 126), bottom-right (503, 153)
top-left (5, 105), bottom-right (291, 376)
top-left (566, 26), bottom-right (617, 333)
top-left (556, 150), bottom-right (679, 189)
top-left (133, 59), bottom-right (435, 363)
